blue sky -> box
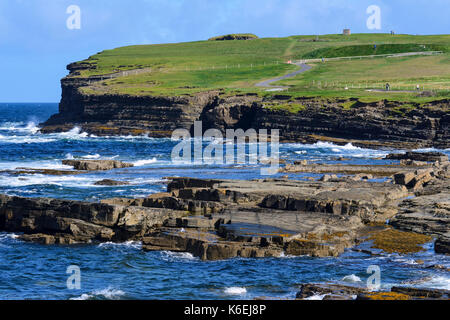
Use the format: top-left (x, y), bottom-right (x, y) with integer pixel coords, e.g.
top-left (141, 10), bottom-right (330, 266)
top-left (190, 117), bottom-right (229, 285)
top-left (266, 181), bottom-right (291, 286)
top-left (0, 0), bottom-right (449, 102)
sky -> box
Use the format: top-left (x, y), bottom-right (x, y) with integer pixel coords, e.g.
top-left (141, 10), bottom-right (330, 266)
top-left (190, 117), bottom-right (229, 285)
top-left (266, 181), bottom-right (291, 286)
top-left (0, 0), bottom-right (449, 102)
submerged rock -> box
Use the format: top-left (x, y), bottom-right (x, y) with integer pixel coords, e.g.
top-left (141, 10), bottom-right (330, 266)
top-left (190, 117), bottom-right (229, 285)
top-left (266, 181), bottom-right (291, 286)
top-left (94, 179), bottom-right (130, 186)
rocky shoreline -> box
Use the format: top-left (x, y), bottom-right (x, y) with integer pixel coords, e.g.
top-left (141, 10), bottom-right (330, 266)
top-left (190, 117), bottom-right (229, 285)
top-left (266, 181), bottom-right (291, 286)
top-left (1, 152), bottom-right (448, 255)
top-left (1, 152), bottom-right (449, 299)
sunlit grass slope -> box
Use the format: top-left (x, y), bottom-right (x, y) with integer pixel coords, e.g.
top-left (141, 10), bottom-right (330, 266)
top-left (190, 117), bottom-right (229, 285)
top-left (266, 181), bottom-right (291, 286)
top-left (74, 33), bottom-right (450, 102)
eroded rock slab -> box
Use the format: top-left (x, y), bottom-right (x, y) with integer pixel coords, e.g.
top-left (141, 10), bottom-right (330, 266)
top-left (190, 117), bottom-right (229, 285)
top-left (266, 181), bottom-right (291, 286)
top-left (2, 159), bottom-right (448, 260)
top-left (0, 194), bottom-right (186, 243)
top-left (62, 160), bottom-right (134, 171)
top-left (390, 164), bottom-right (450, 254)
top-left (385, 151), bottom-right (448, 163)
top-left (139, 177), bottom-right (411, 259)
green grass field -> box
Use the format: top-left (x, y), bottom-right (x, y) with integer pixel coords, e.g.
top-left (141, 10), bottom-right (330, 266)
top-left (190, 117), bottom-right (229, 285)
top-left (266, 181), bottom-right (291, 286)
top-left (75, 33), bottom-right (450, 102)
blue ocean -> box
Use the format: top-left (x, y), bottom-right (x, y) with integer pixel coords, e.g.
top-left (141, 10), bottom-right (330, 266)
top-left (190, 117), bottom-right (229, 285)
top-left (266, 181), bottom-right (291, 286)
top-left (0, 103), bottom-right (449, 300)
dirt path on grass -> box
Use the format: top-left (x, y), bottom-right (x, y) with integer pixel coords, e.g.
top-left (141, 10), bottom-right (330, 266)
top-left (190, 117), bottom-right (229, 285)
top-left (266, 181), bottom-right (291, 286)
top-left (255, 62), bottom-right (312, 89)
top-left (254, 51), bottom-right (442, 90)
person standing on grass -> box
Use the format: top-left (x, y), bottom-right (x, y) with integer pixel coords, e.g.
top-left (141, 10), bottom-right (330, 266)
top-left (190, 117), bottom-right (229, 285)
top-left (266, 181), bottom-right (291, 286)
top-left (417, 84), bottom-right (420, 91)
top-left (386, 83), bottom-right (390, 91)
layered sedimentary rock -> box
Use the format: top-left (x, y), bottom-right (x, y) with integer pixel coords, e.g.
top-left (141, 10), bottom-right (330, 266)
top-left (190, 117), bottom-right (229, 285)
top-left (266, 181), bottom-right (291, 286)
top-left (389, 160), bottom-right (450, 253)
top-left (0, 194), bottom-right (186, 244)
top-left (0, 176), bottom-right (409, 259)
top-left (41, 68), bottom-right (216, 136)
top-left (2, 155), bottom-right (448, 258)
top-left (385, 151), bottom-right (449, 162)
top-left (40, 62), bottom-right (449, 149)
top-left (137, 176), bottom-right (413, 259)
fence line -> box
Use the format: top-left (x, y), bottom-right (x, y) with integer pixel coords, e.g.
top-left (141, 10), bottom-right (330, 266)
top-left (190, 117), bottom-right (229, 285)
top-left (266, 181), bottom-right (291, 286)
top-left (286, 80), bottom-right (449, 92)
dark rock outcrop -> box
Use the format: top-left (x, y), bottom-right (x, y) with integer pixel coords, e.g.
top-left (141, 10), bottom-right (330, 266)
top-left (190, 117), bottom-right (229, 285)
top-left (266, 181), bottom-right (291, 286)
top-left (296, 283), bottom-right (450, 300)
top-left (0, 194), bottom-right (185, 243)
top-left (385, 151), bottom-right (448, 163)
top-left (296, 283), bottom-right (365, 300)
top-left (94, 179), bottom-right (130, 186)
top-left (62, 160), bottom-right (133, 171)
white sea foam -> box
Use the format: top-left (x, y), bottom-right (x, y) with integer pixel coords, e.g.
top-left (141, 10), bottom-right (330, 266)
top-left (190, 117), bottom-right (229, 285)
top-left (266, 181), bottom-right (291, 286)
top-left (414, 147), bottom-right (450, 153)
top-left (0, 232), bottom-right (20, 241)
top-left (133, 158), bottom-right (158, 166)
top-left (287, 141), bottom-right (390, 158)
top-left (0, 233), bottom-right (20, 248)
top-left (0, 174), bottom-right (96, 188)
top-left (98, 241), bottom-right (142, 250)
top-left (70, 287), bottom-right (126, 300)
top-left (0, 134), bottom-right (56, 144)
top-left (304, 294), bottom-right (326, 300)
top-left (55, 127), bottom-right (89, 139)
top-left (419, 276), bottom-right (450, 290)
top-left (278, 252), bottom-right (299, 258)
top-left (81, 154), bottom-right (101, 159)
top-left (160, 251), bottom-right (196, 261)
top-left (132, 177), bottom-right (164, 184)
top-left (342, 274), bottom-right (362, 283)
top-left (0, 125), bottom-right (92, 144)
top-left (0, 121), bottom-right (39, 134)
top-left (0, 159), bottom-right (73, 171)
top-left (0, 121), bottom-right (22, 130)
top-left (224, 287), bottom-right (247, 295)
top-left (393, 257), bottom-right (419, 265)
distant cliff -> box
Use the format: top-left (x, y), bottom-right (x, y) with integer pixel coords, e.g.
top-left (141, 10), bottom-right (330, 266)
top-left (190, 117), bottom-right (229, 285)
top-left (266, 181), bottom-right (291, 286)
top-left (41, 62), bottom-right (449, 149)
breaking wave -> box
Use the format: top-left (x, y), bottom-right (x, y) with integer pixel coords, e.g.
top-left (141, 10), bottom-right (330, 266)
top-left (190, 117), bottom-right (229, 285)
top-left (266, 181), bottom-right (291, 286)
top-left (70, 287), bottom-right (126, 300)
top-left (133, 158), bottom-right (158, 166)
top-left (223, 287), bottom-right (247, 295)
top-left (159, 251), bottom-right (197, 262)
top-left (286, 141), bottom-right (390, 158)
top-left (342, 274), bottom-right (363, 283)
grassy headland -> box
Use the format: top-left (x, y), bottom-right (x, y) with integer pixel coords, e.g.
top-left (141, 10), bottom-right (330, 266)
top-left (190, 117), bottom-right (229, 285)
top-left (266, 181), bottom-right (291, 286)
top-left (72, 33), bottom-right (450, 103)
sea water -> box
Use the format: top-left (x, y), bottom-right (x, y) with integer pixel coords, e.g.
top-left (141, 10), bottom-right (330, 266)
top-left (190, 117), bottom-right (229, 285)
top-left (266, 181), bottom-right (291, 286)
top-left (0, 103), bottom-right (449, 300)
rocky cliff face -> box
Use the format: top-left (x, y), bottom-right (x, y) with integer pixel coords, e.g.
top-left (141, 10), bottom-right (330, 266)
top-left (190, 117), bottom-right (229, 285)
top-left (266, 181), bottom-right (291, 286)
top-left (41, 63), bottom-right (449, 148)
top-left (42, 79), bottom-right (214, 136)
top-left (199, 95), bottom-right (449, 149)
